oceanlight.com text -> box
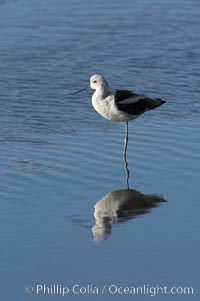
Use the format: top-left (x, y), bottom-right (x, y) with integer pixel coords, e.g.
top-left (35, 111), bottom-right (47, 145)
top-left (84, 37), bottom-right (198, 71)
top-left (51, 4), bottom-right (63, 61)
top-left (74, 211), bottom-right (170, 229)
top-left (25, 283), bottom-right (194, 297)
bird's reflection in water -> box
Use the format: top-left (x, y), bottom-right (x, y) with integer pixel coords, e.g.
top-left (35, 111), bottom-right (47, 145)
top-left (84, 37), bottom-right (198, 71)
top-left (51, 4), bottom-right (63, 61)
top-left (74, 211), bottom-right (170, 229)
top-left (92, 189), bottom-right (166, 240)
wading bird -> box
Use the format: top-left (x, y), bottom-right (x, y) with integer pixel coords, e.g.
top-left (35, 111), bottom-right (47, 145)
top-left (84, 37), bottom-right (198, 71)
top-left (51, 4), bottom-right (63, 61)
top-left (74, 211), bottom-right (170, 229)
top-left (67, 75), bottom-right (165, 187)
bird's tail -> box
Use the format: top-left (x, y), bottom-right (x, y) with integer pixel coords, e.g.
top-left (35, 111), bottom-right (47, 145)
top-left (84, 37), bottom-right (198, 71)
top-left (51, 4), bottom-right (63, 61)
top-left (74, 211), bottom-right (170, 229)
top-left (155, 98), bottom-right (166, 106)
top-left (148, 98), bottom-right (166, 111)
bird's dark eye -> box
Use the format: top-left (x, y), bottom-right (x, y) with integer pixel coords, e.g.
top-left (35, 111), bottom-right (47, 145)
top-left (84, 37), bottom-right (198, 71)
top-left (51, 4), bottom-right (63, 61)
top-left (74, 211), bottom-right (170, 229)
top-left (93, 80), bottom-right (97, 83)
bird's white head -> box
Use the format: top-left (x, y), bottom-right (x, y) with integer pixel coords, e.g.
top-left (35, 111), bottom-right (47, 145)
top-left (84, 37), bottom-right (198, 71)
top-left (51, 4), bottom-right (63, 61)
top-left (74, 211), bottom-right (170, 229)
top-left (65, 74), bottom-right (109, 97)
top-left (90, 74), bottom-right (109, 96)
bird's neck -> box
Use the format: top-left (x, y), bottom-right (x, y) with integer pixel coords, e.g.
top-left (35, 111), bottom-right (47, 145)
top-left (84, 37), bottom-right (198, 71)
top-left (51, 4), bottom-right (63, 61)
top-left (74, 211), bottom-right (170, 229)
top-left (95, 85), bottom-right (109, 99)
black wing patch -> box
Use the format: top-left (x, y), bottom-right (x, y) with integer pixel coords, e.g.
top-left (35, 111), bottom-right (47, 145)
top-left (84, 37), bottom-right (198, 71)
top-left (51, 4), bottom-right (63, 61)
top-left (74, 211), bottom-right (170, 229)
top-left (115, 90), bottom-right (140, 103)
top-left (117, 97), bottom-right (166, 115)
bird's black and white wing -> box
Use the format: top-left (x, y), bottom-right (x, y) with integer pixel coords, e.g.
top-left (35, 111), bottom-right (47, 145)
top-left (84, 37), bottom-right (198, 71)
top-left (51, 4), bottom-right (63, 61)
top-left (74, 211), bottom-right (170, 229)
top-left (115, 90), bottom-right (166, 116)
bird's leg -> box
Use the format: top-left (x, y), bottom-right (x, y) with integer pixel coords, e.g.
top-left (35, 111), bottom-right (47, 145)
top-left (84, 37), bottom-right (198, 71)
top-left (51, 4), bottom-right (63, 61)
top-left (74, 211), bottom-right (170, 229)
top-left (123, 121), bottom-right (130, 189)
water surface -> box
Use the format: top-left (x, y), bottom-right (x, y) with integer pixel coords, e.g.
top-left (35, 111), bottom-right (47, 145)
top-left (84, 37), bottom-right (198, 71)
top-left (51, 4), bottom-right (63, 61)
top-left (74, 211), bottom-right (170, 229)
top-left (0, 0), bottom-right (199, 300)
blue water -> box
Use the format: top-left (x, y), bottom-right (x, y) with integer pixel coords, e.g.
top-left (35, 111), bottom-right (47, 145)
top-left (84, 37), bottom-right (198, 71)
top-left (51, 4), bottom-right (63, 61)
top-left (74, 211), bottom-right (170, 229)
top-left (0, 0), bottom-right (200, 300)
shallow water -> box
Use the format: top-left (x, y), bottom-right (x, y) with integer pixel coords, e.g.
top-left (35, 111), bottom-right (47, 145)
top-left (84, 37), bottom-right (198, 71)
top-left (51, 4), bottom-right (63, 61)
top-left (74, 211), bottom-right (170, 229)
top-left (0, 0), bottom-right (200, 300)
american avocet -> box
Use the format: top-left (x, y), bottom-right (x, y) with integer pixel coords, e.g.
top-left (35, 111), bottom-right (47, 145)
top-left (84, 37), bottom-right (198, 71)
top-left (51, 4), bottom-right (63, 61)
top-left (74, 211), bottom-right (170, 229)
top-left (67, 75), bottom-right (166, 186)
top-left (68, 74), bottom-right (165, 122)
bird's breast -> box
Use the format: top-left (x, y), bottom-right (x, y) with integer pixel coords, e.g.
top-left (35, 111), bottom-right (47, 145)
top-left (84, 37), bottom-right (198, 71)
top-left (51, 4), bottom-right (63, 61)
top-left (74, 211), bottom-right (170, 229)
top-left (92, 96), bottom-right (134, 122)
